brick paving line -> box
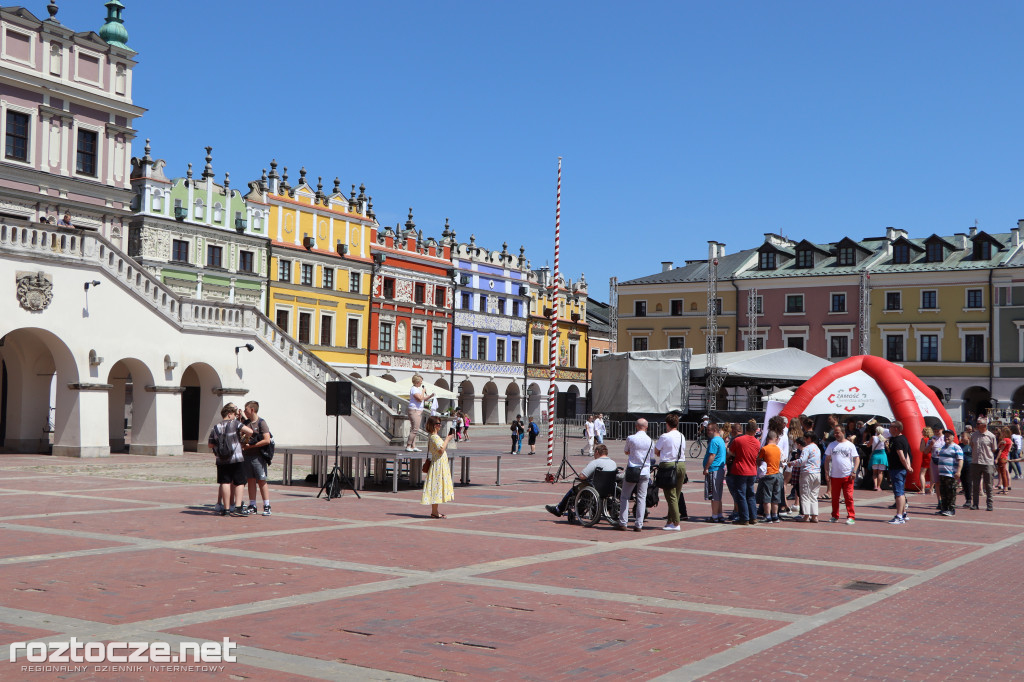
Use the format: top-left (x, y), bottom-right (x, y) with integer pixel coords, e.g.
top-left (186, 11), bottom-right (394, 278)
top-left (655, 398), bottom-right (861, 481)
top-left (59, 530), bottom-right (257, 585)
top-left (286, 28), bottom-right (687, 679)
top-left (656, 526), bottom-right (1024, 681)
top-left (638, 544), bottom-right (921, 575)
top-left (753, 524), bottom-right (989, 545)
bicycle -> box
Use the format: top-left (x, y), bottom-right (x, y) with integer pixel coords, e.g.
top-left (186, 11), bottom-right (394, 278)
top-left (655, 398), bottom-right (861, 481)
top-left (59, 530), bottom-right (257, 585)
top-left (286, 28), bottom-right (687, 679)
top-left (690, 434), bottom-right (707, 460)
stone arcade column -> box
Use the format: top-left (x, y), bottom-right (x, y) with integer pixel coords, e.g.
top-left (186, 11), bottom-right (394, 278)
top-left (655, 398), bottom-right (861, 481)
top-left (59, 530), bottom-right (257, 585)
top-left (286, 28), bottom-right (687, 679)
top-left (130, 385), bottom-right (185, 456)
top-left (54, 383), bottom-right (112, 457)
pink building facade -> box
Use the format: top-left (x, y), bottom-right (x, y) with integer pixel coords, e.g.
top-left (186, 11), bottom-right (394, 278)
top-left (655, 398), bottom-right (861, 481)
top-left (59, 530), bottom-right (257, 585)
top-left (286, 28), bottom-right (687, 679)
top-left (0, 3), bottom-right (143, 249)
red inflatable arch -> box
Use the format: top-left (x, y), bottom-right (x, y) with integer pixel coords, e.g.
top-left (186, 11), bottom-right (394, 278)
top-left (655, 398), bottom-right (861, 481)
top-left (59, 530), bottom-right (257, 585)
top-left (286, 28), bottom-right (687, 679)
top-left (779, 355), bottom-right (956, 490)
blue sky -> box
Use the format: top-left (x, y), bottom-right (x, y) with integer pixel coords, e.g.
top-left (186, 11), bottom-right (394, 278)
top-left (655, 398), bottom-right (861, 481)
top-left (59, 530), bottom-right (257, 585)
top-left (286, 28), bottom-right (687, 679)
top-left (55, 1), bottom-right (1024, 298)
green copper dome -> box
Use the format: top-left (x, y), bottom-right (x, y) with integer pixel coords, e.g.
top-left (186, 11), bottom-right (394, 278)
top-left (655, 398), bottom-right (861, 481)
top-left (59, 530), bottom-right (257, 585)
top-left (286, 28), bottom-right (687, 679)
top-left (99, 0), bottom-right (129, 49)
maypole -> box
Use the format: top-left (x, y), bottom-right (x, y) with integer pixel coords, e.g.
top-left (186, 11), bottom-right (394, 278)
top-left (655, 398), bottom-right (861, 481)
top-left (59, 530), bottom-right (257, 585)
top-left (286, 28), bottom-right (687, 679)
top-left (547, 158), bottom-right (561, 467)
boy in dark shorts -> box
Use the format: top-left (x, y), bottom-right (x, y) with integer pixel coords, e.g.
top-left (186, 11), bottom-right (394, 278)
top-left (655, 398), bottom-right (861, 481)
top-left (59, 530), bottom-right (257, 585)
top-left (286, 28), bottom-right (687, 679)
top-left (242, 401), bottom-right (273, 516)
top-left (209, 403), bottom-right (253, 516)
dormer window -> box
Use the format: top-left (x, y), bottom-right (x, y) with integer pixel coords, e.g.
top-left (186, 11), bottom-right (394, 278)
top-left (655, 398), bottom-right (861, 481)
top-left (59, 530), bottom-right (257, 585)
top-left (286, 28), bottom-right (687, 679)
top-left (892, 243), bottom-right (910, 264)
top-left (974, 241), bottom-right (991, 260)
top-left (836, 246), bottom-right (855, 266)
top-left (796, 249), bottom-right (813, 268)
top-left (925, 241), bottom-right (944, 263)
top-left (759, 251), bottom-right (776, 270)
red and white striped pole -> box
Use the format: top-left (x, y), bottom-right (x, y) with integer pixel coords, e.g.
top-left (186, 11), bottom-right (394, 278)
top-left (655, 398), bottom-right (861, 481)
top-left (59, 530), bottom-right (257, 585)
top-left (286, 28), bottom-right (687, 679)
top-left (547, 157), bottom-right (561, 467)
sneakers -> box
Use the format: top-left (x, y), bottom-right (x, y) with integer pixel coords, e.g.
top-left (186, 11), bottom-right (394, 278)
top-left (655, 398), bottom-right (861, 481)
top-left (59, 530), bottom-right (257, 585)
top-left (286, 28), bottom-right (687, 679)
top-left (230, 506), bottom-right (251, 517)
top-left (771, 516), bottom-right (781, 524)
top-left (962, 503), bottom-right (971, 509)
top-left (846, 518), bottom-right (855, 525)
top-left (940, 510), bottom-right (954, 517)
top-left (213, 502), bottom-right (225, 514)
top-left (633, 526), bottom-right (642, 532)
top-left (262, 504), bottom-right (272, 516)
top-left (545, 504), bottom-right (562, 518)
top-left (888, 515), bottom-right (905, 525)
top-left (902, 514), bottom-right (909, 522)
top-left (829, 517), bottom-right (840, 523)
top-left (413, 447), bottom-right (422, 452)
top-left (246, 503), bottom-right (257, 514)
top-left (405, 446), bottom-right (415, 452)
top-left (662, 524), bottom-right (681, 531)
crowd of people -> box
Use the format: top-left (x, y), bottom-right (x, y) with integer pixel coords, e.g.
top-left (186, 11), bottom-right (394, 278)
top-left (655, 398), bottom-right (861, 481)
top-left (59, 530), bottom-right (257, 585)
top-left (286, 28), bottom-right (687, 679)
top-left (547, 412), bottom-right (1021, 531)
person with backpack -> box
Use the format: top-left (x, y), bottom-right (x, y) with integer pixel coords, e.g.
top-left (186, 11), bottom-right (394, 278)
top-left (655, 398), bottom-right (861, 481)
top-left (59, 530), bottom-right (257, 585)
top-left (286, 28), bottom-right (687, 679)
top-left (209, 403), bottom-right (254, 517)
top-left (510, 415), bottom-right (525, 454)
top-left (242, 400), bottom-right (273, 516)
top-left (528, 416), bottom-right (540, 455)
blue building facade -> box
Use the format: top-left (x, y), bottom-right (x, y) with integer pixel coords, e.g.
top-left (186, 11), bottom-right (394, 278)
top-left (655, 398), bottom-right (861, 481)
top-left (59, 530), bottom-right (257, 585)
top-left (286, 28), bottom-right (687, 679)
top-left (450, 236), bottom-right (529, 424)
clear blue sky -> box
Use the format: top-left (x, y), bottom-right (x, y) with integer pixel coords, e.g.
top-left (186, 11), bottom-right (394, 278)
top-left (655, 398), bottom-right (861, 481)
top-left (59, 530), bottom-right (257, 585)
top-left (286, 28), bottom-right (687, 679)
top-left (55, 1), bottom-right (1024, 298)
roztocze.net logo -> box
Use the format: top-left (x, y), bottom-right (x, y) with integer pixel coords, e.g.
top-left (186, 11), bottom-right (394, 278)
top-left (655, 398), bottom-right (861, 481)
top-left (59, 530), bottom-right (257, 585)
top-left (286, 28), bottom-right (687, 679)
top-left (827, 386), bottom-right (868, 413)
top-left (9, 637), bottom-right (236, 673)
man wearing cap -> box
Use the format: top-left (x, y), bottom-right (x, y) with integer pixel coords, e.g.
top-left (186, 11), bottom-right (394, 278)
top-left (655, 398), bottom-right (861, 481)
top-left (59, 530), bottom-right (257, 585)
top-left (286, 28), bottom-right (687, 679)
top-left (934, 429), bottom-right (964, 516)
top-left (969, 417), bottom-right (998, 511)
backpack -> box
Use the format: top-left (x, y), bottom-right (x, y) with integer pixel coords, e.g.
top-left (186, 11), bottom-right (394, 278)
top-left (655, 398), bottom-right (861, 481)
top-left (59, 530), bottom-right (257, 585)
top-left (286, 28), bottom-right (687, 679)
top-left (255, 418), bottom-right (275, 464)
top-left (212, 422), bottom-right (235, 463)
top-left (530, 422), bottom-right (539, 435)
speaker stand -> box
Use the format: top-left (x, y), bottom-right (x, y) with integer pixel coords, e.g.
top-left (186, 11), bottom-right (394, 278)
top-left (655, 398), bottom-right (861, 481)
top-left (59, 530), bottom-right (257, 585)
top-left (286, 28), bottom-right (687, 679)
top-left (551, 417), bottom-right (579, 483)
top-left (318, 415), bottom-right (361, 500)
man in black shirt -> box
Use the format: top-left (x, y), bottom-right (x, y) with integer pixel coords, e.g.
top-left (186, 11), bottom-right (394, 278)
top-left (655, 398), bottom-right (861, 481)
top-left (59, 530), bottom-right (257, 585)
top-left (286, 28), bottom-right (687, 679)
top-left (887, 421), bottom-right (913, 524)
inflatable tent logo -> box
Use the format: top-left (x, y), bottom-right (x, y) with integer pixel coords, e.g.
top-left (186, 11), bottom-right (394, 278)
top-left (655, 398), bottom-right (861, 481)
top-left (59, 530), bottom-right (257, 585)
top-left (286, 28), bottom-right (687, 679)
top-left (828, 387), bottom-right (869, 412)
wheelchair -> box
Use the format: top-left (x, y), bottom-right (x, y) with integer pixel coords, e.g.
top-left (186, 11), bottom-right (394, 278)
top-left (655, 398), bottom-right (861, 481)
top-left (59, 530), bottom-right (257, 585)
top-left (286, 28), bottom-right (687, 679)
top-left (571, 468), bottom-right (647, 527)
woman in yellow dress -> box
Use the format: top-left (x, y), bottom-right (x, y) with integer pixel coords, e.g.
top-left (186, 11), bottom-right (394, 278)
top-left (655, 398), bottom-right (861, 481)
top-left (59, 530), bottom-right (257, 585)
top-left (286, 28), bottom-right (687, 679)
top-left (422, 415), bottom-right (455, 518)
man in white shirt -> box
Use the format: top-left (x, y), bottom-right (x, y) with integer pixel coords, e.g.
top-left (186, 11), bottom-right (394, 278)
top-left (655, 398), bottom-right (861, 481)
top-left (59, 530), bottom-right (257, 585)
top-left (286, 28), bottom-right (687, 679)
top-left (546, 444), bottom-right (617, 517)
top-left (594, 414), bottom-right (606, 445)
top-left (826, 426), bottom-right (860, 524)
top-left (582, 415), bottom-right (596, 456)
top-left (618, 418), bottom-right (654, 532)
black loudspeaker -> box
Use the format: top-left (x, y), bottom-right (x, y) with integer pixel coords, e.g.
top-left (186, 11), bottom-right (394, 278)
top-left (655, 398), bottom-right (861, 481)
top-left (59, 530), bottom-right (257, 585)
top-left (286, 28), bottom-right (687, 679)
top-left (326, 381), bottom-right (352, 416)
top-left (557, 391), bottom-right (576, 419)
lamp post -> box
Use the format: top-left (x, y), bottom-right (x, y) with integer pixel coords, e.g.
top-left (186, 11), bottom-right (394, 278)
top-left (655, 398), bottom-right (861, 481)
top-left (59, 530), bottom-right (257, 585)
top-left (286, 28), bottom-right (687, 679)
top-left (366, 252), bottom-right (385, 377)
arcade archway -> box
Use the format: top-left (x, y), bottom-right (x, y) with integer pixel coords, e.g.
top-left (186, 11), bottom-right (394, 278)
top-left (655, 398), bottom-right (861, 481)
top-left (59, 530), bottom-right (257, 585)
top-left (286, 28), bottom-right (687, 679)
top-left (0, 327), bottom-right (80, 455)
top-left (180, 362), bottom-right (221, 452)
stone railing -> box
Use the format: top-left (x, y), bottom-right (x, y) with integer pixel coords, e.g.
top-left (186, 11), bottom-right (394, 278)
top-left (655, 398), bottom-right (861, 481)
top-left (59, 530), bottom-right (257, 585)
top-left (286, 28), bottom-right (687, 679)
top-left (0, 218), bottom-right (401, 442)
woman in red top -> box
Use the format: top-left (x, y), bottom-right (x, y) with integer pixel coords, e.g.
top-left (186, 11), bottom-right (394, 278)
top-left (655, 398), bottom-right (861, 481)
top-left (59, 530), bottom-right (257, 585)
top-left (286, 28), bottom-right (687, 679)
top-left (918, 427), bottom-right (936, 495)
top-left (996, 426), bottom-right (1012, 493)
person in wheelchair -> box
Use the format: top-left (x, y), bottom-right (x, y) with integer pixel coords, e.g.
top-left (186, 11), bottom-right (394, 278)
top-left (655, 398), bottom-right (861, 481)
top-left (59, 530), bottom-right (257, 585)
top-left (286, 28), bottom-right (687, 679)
top-left (545, 443), bottom-right (618, 518)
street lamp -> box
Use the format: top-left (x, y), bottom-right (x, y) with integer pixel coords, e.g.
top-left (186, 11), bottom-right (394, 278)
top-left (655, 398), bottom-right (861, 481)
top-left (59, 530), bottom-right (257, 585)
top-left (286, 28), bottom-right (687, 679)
top-left (366, 252), bottom-right (386, 377)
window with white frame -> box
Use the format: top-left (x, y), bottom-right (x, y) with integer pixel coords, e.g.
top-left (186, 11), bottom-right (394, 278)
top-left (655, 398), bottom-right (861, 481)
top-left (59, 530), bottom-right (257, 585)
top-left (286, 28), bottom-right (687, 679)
top-left (966, 289), bottom-right (983, 309)
top-left (786, 294), bottom-right (804, 313)
top-left (278, 259), bottom-right (292, 283)
top-left (921, 290), bottom-right (937, 309)
top-left (964, 334), bottom-right (984, 362)
top-left (633, 337), bottom-right (648, 351)
top-left (380, 322), bottom-right (393, 351)
top-left (885, 335), bottom-right (904, 362)
top-left (920, 334), bottom-right (939, 362)
top-left (411, 326), bottom-right (424, 355)
top-left (668, 337), bottom-right (686, 349)
top-left (433, 328), bottom-right (445, 356)
top-left (886, 291), bottom-right (901, 311)
top-left (301, 263), bottom-right (314, 286)
top-left (634, 300), bottom-right (647, 317)
top-left (320, 314), bottom-right (333, 346)
top-left (347, 317), bottom-right (360, 348)
top-left (831, 293), bottom-right (846, 313)
top-left (829, 335), bottom-right (849, 359)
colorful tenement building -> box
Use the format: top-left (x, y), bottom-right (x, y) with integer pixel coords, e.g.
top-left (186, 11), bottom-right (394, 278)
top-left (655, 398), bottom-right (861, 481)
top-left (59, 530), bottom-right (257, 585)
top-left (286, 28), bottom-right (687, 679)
top-left (128, 144), bottom-right (270, 307)
top-left (526, 267), bottom-right (589, 415)
top-left (257, 162), bottom-right (376, 372)
top-left (617, 226), bottom-right (1024, 421)
top-left (366, 210), bottom-right (453, 382)
top-left (450, 232), bottom-right (530, 424)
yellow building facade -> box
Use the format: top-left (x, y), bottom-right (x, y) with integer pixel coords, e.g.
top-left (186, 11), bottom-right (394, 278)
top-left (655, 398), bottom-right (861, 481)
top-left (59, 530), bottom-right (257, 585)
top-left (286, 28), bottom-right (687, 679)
top-left (246, 165), bottom-right (376, 371)
top-left (526, 268), bottom-right (589, 412)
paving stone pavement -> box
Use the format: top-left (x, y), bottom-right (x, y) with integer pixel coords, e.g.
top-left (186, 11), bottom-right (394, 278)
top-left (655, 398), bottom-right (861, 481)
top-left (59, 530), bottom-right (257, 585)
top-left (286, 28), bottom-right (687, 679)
top-left (1, 432), bottom-right (1022, 681)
